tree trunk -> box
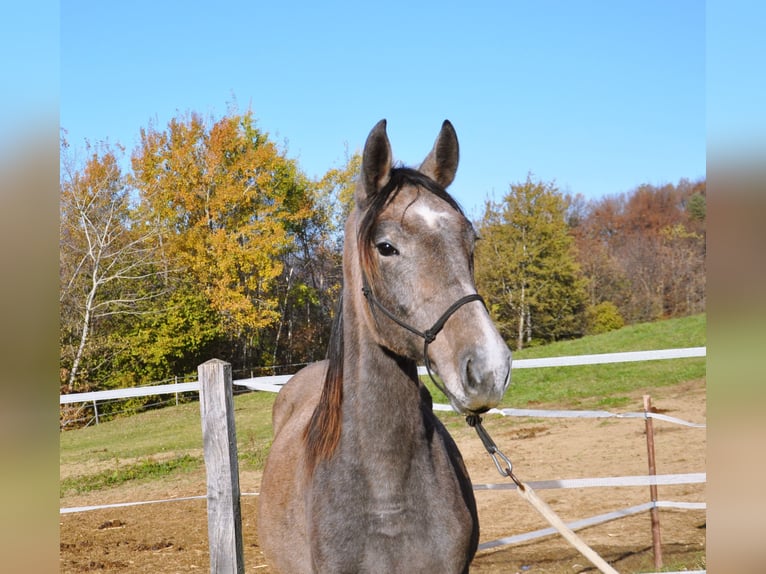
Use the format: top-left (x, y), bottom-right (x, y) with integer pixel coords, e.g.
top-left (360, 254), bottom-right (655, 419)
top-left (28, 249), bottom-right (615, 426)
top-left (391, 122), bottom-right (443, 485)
top-left (68, 276), bottom-right (98, 389)
top-left (517, 283), bottom-right (525, 350)
top-left (272, 266), bottom-right (294, 365)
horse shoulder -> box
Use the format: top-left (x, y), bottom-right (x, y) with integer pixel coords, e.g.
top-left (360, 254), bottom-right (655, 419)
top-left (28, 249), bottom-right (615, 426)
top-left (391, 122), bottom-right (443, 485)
top-left (259, 361), bottom-right (328, 573)
top-left (271, 360), bottom-right (328, 435)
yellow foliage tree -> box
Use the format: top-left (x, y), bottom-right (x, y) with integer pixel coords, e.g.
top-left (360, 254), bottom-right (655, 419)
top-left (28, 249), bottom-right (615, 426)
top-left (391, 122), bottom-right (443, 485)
top-left (131, 111), bottom-right (311, 341)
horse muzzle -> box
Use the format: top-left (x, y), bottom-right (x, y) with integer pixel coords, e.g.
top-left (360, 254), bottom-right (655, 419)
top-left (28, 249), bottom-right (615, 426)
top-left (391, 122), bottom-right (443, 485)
top-left (430, 334), bottom-right (512, 414)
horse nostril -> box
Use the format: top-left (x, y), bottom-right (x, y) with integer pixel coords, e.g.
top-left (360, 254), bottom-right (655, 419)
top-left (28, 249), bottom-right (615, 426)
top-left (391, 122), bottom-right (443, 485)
top-left (503, 363), bottom-right (512, 392)
top-left (464, 358), bottom-right (482, 388)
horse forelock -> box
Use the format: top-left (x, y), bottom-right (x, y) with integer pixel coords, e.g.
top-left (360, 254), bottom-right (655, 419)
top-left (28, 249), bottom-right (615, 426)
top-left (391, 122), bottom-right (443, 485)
top-left (357, 167), bottom-right (466, 284)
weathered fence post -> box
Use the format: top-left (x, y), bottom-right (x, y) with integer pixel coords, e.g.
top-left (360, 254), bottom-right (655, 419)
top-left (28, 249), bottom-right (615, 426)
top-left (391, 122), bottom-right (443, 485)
top-left (643, 394), bottom-right (663, 570)
top-left (198, 359), bottom-right (245, 574)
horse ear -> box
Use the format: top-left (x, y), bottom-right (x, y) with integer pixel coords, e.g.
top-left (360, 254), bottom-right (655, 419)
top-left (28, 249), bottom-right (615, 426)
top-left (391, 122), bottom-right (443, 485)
top-left (358, 119), bottom-right (392, 206)
top-left (419, 120), bottom-right (459, 188)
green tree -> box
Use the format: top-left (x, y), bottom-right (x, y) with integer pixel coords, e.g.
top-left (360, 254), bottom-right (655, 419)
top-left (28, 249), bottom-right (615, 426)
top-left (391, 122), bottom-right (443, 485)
top-left (686, 191), bottom-right (706, 223)
top-left (475, 176), bottom-right (587, 350)
top-left (118, 286), bottom-right (223, 384)
top-left (585, 301), bottom-right (625, 335)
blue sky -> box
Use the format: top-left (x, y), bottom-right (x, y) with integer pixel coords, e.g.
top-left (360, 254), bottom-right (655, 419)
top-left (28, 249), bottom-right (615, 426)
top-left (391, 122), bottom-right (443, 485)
top-left (60, 1), bottom-right (706, 216)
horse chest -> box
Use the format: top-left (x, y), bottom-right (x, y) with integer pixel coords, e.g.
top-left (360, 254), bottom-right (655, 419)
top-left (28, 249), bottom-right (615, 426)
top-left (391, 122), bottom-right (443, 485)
top-left (312, 489), bottom-right (471, 573)
top-left (367, 499), bottom-right (410, 537)
top-left (308, 441), bottom-right (475, 567)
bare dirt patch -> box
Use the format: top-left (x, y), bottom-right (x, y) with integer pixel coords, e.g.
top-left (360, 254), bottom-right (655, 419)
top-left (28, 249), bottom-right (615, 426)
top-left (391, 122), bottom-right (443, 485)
top-left (60, 380), bottom-right (706, 573)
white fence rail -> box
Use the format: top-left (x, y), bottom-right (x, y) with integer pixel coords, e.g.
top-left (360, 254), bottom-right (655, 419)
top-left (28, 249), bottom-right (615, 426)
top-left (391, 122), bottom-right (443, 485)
top-left (59, 346), bottom-right (706, 406)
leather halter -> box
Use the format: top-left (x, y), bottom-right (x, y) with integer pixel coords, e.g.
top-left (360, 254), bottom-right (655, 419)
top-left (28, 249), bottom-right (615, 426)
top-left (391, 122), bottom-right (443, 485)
top-left (361, 280), bottom-right (485, 399)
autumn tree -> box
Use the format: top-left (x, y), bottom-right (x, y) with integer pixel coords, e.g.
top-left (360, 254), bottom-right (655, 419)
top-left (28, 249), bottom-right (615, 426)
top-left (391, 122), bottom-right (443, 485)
top-left (131, 111), bottom-right (313, 370)
top-left (569, 194), bottom-right (631, 314)
top-left (263, 151), bottom-right (361, 367)
top-left (572, 179), bottom-right (706, 324)
top-left (321, 150), bottom-right (362, 221)
top-left (60, 138), bottom-right (165, 391)
top-left (475, 176), bottom-right (587, 349)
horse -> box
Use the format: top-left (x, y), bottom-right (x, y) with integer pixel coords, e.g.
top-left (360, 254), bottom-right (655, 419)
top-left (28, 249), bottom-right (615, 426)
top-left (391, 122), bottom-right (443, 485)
top-left (258, 119), bottom-right (512, 573)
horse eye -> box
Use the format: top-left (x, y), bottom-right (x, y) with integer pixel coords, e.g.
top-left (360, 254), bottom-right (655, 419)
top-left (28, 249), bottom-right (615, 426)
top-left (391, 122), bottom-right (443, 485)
top-left (375, 242), bottom-right (399, 257)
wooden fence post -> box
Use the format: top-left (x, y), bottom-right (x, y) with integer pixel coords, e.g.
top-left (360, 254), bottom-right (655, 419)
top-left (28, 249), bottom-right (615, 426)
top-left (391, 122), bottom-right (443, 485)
top-left (643, 394), bottom-right (663, 570)
top-left (198, 359), bottom-right (245, 574)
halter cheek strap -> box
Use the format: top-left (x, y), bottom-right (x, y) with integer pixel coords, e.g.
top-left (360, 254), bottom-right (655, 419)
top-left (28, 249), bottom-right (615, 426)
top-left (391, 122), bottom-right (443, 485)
top-left (361, 281), bottom-right (485, 397)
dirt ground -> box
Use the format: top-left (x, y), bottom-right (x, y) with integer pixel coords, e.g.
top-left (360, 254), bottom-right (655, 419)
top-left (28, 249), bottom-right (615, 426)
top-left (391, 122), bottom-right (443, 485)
top-left (60, 379), bottom-right (706, 573)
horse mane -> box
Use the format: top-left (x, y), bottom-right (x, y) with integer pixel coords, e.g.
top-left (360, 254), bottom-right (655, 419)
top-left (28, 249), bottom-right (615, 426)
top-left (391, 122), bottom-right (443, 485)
top-left (303, 168), bottom-right (465, 474)
top-left (303, 294), bottom-right (344, 474)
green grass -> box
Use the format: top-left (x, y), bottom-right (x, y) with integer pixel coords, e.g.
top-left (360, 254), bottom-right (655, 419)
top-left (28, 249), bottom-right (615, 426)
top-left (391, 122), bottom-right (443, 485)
top-left (60, 454), bottom-right (199, 496)
top-left (635, 551), bottom-right (706, 573)
top-left (427, 314), bottom-right (706, 410)
top-left (514, 313), bottom-right (705, 358)
top-left (60, 314), bottom-right (705, 496)
top-left (60, 392), bottom-right (276, 497)
top-left (60, 400), bottom-right (205, 467)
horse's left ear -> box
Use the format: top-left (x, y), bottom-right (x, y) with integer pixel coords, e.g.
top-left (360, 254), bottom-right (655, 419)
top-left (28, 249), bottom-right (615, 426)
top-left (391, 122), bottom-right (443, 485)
top-left (419, 120), bottom-right (459, 188)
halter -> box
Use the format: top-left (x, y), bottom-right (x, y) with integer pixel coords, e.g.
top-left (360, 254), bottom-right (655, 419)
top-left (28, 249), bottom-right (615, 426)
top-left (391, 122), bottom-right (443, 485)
top-left (361, 280), bottom-right (485, 399)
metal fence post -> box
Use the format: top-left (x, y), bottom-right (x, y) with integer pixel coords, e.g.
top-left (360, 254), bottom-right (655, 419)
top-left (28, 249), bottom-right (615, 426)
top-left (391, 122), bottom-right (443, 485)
top-left (643, 394), bottom-right (663, 570)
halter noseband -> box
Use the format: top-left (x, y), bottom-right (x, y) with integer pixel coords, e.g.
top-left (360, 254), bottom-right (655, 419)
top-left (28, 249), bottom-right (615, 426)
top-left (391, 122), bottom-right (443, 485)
top-left (361, 280), bottom-right (485, 398)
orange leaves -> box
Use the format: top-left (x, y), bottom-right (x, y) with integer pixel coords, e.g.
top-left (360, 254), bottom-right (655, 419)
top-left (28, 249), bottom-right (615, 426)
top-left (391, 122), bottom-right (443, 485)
top-left (132, 111), bottom-right (310, 338)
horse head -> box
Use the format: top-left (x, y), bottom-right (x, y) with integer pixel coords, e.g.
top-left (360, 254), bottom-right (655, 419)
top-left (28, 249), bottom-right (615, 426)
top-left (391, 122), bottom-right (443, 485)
top-left (352, 119), bottom-right (512, 414)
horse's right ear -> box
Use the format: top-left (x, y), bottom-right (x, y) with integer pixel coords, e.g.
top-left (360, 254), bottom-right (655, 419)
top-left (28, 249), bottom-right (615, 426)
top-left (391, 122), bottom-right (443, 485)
top-left (419, 120), bottom-right (459, 188)
top-left (358, 119), bottom-right (392, 207)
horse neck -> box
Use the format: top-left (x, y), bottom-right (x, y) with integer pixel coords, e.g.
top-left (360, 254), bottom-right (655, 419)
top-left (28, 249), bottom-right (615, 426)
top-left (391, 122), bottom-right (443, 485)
top-left (338, 240), bottom-right (430, 488)
top-left (341, 282), bottom-right (424, 427)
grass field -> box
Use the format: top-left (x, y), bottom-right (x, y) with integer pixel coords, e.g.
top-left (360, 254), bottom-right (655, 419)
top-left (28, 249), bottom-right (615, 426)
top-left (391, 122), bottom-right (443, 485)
top-left (429, 312), bottom-right (706, 409)
top-left (60, 313), bottom-right (706, 497)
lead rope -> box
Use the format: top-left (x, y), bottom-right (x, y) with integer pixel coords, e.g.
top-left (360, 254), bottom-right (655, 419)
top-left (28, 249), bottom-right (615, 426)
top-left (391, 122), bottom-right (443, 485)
top-left (466, 415), bottom-right (620, 574)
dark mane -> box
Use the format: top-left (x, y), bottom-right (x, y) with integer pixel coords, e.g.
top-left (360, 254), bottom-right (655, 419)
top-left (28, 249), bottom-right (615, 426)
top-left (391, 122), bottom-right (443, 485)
top-left (358, 167), bottom-right (466, 281)
top-left (303, 294), bottom-right (344, 474)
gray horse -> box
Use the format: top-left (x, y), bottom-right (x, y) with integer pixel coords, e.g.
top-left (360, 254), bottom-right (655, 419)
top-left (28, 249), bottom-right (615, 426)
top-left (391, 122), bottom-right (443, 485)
top-left (258, 119), bottom-right (512, 573)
